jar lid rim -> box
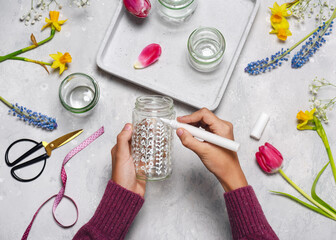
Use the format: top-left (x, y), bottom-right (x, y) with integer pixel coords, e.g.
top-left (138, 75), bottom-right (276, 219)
top-left (135, 95), bottom-right (174, 111)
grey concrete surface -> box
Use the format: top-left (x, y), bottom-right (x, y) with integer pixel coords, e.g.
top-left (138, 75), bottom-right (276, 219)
top-left (0, 0), bottom-right (336, 239)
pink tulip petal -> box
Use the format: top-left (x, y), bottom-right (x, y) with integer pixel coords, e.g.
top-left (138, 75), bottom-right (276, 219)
top-left (123, 0), bottom-right (151, 18)
top-left (265, 144), bottom-right (283, 169)
top-left (256, 152), bottom-right (272, 173)
top-left (258, 143), bottom-right (283, 173)
top-left (265, 142), bottom-right (283, 160)
top-left (134, 43), bottom-right (162, 69)
top-left (260, 146), bottom-right (283, 170)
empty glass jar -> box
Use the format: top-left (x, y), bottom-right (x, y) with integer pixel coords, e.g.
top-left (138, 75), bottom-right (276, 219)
top-left (157, 0), bottom-right (198, 23)
top-left (131, 95), bottom-right (175, 181)
top-left (59, 73), bottom-right (100, 114)
top-left (187, 27), bottom-right (226, 72)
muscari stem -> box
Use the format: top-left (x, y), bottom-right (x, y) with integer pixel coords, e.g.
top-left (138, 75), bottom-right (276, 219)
top-left (279, 169), bottom-right (336, 219)
top-left (0, 96), bottom-right (13, 109)
top-left (314, 116), bottom-right (336, 184)
top-left (10, 56), bottom-right (52, 66)
top-left (0, 96), bottom-right (34, 120)
top-left (0, 28), bottom-right (56, 63)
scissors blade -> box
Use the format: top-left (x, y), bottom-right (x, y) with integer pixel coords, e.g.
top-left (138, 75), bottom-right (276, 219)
top-left (44, 129), bottom-right (83, 156)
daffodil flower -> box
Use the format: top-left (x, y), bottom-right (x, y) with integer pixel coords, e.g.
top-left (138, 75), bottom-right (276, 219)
top-left (270, 19), bottom-right (292, 41)
top-left (50, 52), bottom-right (72, 75)
top-left (294, 108), bottom-right (336, 216)
top-left (0, 11), bottom-right (66, 63)
top-left (42, 11), bottom-right (67, 32)
top-left (270, 2), bottom-right (291, 24)
top-left (296, 108), bottom-right (316, 130)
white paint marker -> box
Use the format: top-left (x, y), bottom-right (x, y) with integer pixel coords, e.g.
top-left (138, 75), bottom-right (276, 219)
top-left (160, 118), bottom-right (240, 152)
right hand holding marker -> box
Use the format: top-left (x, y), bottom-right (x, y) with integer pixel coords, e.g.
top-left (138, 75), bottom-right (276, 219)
top-left (176, 108), bottom-right (248, 192)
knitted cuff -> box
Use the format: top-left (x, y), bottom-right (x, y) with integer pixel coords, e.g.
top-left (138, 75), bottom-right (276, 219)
top-left (224, 186), bottom-right (277, 240)
top-left (88, 180), bottom-right (144, 239)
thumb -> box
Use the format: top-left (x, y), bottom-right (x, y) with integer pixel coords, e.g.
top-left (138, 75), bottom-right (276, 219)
top-left (176, 128), bottom-right (206, 154)
top-left (116, 123), bottom-right (133, 153)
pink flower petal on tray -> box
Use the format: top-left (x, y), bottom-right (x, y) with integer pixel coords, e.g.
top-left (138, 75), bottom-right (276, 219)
top-left (123, 0), bottom-right (151, 18)
top-left (134, 43), bottom-right (162, 69)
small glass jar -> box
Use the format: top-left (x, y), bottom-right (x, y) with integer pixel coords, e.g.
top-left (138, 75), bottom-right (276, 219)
top-left (59, 73), bottom-right (100, 114)
top-left (187, 27), bottom-right (226, 72)
top-left (157, 0), bottom-right (198, 23)
top-left (132, 95), bottom-right (176, 181)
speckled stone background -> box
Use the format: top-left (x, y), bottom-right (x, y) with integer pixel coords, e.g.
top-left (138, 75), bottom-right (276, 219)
top-left (1, 0), bottom-right (336, 239)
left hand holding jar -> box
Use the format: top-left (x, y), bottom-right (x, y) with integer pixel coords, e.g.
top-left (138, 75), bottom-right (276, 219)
top-left (111, 123), bottom-right (146, 198)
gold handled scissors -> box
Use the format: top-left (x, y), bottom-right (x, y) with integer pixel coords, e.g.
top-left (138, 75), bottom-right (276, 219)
top-left (5, 129), bottom-right (83, 182)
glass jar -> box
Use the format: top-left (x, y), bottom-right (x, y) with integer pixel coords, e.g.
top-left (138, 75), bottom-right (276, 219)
top-left (157, 0), bottom-right (198, 23)
top-left (187, 27), bottom-right (226, 72)
top-left (132, 95), bottom-right (176, 181)
top-left (59, 73), bottom-right (100, 114)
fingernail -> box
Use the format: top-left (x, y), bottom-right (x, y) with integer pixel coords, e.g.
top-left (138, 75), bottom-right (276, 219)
top-left (177, 129), bottom-right (184, 136)
top-left (123, 124), bottom-right (132, 131)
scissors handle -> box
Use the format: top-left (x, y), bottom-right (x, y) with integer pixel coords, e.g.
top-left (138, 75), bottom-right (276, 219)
top-left (5, 139), bottom-right (44, 167)
top-left (5, 139), bottom-right (49, 182)
top-left (11, 153), bottom-right (49, 182)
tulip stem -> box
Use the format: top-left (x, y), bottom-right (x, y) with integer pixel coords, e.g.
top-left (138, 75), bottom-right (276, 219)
top-left (278, 169), bottom-right (336, 219)
top-left (325, 146), bottom-right (336, 184)
top-left (314, 116), bottom-right (336, 184)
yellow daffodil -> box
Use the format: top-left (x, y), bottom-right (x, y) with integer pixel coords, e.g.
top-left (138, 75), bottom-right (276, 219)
top-left (42, 11), bottom-right (67, 32)
top-left (296, 108), bottom-right (316, 130)
top-left (50, 52), bottom-right (72, 75)
top-left (270, 2), bottom-right (291, 24)
top-left (270, 19), bottom-right (292, 41)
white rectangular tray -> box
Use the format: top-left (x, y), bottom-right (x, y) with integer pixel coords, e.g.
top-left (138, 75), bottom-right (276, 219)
top-left (97, 0), bottom-right (260, 110)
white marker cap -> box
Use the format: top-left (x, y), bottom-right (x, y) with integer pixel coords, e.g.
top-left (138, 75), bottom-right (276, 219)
top-left (250, 112), bottom-right (270, 140)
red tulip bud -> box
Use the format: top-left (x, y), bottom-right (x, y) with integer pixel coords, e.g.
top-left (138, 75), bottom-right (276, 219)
top-left (256, 142), bottom-right (283, 173)
top-left (123, 0), bottom-right (151, 18)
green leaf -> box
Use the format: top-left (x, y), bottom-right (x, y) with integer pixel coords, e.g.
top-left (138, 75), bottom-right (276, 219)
top-left (311, 162), bottom-right (336, 214)
top-left (271, 191), bottom-right (336, 220)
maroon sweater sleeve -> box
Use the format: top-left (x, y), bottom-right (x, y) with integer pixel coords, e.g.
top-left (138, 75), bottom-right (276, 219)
top-left (73, 180), bottom-right (144, 240)
top-left (224, 186), bottom-right (279, 240)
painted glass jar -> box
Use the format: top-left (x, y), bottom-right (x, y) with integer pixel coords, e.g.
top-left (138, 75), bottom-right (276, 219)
top-left (131, 95), bottom-right (175, 181)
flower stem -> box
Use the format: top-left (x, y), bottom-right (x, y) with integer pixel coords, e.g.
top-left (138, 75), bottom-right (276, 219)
top-left (314, 116), bottom-right (336, 184)
top-left (0, 96), bottom-right (13, 109)
top-left (0, 96), bottom-right (35, 120)
top-left (10, 56), bottom-right (52, 66)
top-left (279, 169), bottom-right (336, 219)
top-left (266, 8), bottom-right (336, 67)
top-left (0, 28), bottom-right (56, 63)
top-left (287, 0), bottom-right (301, 10)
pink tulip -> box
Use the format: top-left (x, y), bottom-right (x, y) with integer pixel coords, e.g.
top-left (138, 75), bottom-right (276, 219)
top-left (123, 0), bottom-right (151, 18)
top-left (134, 43), bottom-right (162, 69)
top-left (255, 142), bottom-right (283, 173)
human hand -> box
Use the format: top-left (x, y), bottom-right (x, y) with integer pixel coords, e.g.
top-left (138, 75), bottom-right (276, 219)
top-left (111, 123), bottom-right (146, 197)
top-left (176, 108), bottom-right (248, 192)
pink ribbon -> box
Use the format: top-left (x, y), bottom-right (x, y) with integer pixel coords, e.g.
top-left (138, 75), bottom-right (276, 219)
top-left (21, 126), bottom-right (105, 240)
